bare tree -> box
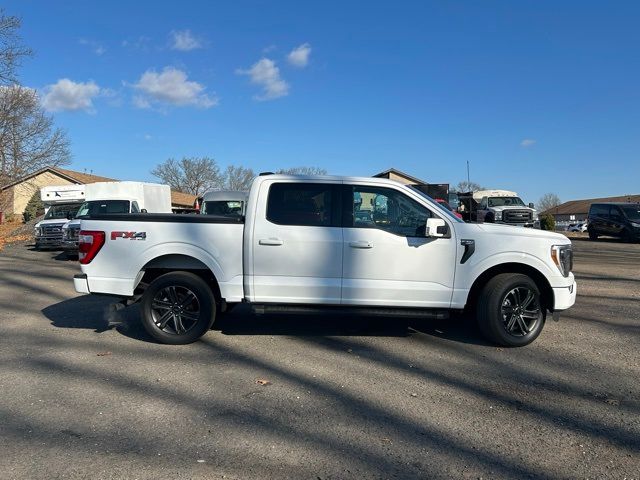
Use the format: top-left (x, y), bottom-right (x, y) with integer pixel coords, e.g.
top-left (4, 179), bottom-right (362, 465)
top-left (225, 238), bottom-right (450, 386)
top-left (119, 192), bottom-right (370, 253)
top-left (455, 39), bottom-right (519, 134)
top-left (452, 180), bottom-right (483, 193)
top-left (276, 166), bottom-right (327, 175)
top-left (537, 193), bottom-right (561, 212)
top-left (151, 157), bottom-right (222, 195)
top-left (0, 85), bottom-right (71, 184)
top-left (0, 10), bottom-right (33, 85)
top-left (222, 165), bottom-right (255, 191)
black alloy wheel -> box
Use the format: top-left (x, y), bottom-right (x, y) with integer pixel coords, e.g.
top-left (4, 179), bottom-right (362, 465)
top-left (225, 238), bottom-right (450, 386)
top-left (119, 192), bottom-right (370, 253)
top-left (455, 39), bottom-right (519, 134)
top-left (477, 273), bottom-right (545, 347)
top-left (141, 271), bottom-right (216, 344)
top-left (151, 285), bottom-right (201, 335)
top-left (500, 286), bottom-right (542, 337)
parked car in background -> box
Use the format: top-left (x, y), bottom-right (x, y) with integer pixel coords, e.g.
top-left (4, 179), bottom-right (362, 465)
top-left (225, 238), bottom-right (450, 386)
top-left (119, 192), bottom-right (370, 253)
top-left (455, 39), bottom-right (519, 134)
top-left (62, 182), bottom-right (172, 256)
top-left (74, 174), bottom-right (576, 348)
top-left (434, 198), bottom-right (463, 219)
top-left (567, 223), bottom-right (588, 232)
top-left (588, 202), bottom-right (640, 242)
top-left (200, 190), bottom-right (247, 217)
top-left (34, 185), bottom-right (85, 249)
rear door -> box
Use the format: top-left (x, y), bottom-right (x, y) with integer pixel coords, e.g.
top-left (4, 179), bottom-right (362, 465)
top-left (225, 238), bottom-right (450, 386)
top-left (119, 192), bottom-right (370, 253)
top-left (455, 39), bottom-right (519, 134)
top-left (341, 184), bottom-right (457, 308)
top-left (250, 180), bottom-right (343, 304)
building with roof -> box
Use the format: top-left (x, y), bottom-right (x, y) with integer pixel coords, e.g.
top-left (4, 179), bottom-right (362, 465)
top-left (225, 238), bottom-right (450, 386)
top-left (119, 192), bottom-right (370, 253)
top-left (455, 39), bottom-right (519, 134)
top-left (0, 166), bottom-right (196, 219)
top-left (542, 193), bottom-right (640, 223)
top-left (372, 168), bottom-right (428, 185)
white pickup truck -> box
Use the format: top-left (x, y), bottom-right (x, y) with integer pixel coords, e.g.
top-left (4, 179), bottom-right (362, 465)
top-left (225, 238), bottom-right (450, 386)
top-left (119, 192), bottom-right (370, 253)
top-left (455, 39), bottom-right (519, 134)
top-left (74, 174), bottom-right (576, 347)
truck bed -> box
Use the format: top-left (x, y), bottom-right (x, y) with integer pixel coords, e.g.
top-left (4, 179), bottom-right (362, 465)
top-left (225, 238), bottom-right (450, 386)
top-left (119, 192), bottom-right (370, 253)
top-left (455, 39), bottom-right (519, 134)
top-left (77, 213), bottom-right (245, 299)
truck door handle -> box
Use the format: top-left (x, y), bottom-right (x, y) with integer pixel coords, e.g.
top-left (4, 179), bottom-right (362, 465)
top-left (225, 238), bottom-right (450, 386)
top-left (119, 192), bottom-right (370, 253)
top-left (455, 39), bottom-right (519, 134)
top-left (259, 238), bottom-right (284, 246)
top-left (349, 241), bottom-right (373, 249)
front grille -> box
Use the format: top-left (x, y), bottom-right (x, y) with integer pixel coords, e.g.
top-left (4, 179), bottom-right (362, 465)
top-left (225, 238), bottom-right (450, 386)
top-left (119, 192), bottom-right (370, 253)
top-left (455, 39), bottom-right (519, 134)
top-left (41, 224), bottom-right (65, 240)
top-left (503, 209), bottom-right (533, 224)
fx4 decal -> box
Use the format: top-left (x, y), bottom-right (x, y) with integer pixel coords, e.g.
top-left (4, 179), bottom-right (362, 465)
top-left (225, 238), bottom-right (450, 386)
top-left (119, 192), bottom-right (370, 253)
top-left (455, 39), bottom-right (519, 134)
top-left (111, 231), bottom-right (146, 241)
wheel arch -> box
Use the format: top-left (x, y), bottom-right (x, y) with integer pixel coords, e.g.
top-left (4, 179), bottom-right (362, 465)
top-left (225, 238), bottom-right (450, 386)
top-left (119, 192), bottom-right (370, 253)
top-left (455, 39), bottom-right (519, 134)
top-left (466, 262), bottom-right (554, 313)
top-left (137, 254), bottom-right (222, 303)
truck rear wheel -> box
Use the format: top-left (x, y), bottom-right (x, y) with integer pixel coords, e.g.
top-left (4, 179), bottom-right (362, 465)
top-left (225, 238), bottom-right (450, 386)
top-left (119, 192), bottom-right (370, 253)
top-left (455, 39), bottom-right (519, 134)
top-left (477, 273), bottom-right (544, 347)
top-left (141, 271), bottom-right (216, 344)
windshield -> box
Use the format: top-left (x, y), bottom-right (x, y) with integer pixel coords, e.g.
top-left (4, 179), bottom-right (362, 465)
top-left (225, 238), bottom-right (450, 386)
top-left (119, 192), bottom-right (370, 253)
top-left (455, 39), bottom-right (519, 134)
top-left (621, 205), bottom-right (640, 221)
top-left (409, 186), bottom-right (463, 223)
top-left (76, 200), bottom-right (130, 217)
top-left (44, 204), bottom-right (80, 220)
top-left (488, 196), bottom-right (526, 207)
top-left (202, 200), bottom-right (244, 216)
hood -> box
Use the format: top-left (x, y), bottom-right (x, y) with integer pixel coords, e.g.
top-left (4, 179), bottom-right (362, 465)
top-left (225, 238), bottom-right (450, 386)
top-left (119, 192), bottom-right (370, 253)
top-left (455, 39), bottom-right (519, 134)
top-left (36, 218), bottom-right (69, 226)
top-left (475, 222), bottom-right (568, 242)
top-left (490, 205), bottom-right (536, 213)
top-left (63, 219), bottom-right (81, 229)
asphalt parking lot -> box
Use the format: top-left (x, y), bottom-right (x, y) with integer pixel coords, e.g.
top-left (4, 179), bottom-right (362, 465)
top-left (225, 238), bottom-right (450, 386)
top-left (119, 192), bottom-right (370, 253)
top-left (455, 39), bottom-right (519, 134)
top-left (0, 238), bottom-right (638, 479)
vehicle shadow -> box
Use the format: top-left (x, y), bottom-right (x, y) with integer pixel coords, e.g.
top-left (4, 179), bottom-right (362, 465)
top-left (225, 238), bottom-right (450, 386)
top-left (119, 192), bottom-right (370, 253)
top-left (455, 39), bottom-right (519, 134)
top-left (41, 295), bottom-right (149, 338)
top-left (42, 296), bottom-right (491, 346)
top-left (25, 246), bottom-right (75, 261)
top-left (216, 305), bottom-right (490, 345)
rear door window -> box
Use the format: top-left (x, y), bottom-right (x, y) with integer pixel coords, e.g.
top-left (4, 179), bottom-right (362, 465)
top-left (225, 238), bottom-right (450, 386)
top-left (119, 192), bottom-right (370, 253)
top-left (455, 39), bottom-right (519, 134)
top-left (267, 183), bottom-right (335, 227)
top-left (590, 204), bottom-right (609, 217)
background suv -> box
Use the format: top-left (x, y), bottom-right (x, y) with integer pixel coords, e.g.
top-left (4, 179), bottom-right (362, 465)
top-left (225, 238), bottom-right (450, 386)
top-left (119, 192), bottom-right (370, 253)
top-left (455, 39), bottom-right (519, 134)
top-left (587, 202), bottom-right (640, 242)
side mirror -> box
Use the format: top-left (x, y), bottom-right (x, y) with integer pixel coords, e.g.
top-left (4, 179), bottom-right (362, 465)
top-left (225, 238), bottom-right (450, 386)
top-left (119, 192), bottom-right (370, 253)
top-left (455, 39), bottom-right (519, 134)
top-left (528, 202), bottom-right (535, 209)
top-left (426, 218), bottom-right (448, 238)
top-left (67, 212), bottom-right (74, 220)
top-left (140, 208), bottom-right (148, 213)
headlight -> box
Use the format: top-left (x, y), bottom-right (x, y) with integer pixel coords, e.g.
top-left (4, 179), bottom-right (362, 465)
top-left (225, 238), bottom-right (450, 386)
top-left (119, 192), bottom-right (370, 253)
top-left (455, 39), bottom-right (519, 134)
top-left (551, 244), bottom-right (573, 277)
top-left (34, 227), bottom-right (41, 237)
top-left (494, 211), bottom-right (502, 221)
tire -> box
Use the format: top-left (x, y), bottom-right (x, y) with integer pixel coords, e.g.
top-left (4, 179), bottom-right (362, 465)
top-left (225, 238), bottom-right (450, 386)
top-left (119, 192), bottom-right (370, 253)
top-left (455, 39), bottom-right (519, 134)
top-left (588, 229), bottom-right (598, 240)
top-left (140, 271), bottom-right (216, 344)
top-left (477, 273), bottom-right (545, 347)
top-left (621, 229), bottom-right (634, 243)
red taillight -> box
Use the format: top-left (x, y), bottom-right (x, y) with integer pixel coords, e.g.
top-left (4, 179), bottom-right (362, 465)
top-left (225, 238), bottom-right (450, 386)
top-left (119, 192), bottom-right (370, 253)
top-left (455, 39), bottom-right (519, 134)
top-left (78, 230), bottom-right (105, 264)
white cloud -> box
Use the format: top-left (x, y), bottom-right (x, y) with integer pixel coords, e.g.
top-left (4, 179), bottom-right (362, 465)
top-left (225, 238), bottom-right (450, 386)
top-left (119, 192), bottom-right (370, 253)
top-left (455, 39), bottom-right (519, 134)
top-left (236, 58), bottom-right (289, 101)
top-left (121, 36), bottom-right (151, 51)
top-left (520, 139), bottom-right (536, 147)
top-left (287, 43), bottom-right (311, 68)
top-left (170, 30), bottom-right (202, 51)
top-left (79, 38), bottom-right (106, 55)
top-left (132, 67), bottom-right (217, 109)
top-left (42, 79), bottom-right (101, 112)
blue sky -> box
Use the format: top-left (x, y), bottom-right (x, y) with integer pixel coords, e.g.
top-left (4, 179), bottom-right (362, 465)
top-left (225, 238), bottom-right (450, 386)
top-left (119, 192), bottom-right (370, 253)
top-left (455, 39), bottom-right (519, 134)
top-left (6, 0), bottom-right (640, 203)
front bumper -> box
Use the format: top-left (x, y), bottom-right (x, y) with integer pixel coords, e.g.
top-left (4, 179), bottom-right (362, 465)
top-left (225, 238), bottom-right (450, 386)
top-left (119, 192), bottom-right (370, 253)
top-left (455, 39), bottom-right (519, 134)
top-left (62, 239), bottom-right (78, 252)
top-left (553, 280), bottom-right (577, 311)
top-left (35, 237), bottom-right (63, 248)
top-left (73, 274), bottom-right (90, 294)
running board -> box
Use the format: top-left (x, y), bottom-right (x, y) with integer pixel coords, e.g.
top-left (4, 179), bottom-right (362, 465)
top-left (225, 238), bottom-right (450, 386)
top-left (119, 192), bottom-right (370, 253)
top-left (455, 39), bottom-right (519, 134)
top-left (250, 304), bottom-right (449, 320)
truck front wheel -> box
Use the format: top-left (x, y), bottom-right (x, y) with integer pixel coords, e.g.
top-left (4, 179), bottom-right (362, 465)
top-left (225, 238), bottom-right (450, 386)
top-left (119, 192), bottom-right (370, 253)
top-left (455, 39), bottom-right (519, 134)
top-left (477, 273), bottom-right (544, 347)
top-left (141, 271), bottom-right (216, 344)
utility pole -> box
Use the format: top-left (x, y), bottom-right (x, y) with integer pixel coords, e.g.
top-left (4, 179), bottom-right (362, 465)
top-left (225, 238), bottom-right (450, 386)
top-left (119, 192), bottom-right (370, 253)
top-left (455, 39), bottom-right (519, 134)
top-left (466, 160), bottom-right (470, 185)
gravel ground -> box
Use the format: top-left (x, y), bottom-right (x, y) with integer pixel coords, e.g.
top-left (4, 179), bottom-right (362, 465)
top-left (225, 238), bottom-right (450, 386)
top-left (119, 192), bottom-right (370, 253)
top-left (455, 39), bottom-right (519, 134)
top-left (0, 239), bottom-right (638, 479)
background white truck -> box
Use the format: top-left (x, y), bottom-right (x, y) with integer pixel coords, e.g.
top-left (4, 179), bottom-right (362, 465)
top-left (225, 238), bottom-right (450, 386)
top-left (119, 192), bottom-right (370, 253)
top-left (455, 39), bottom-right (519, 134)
top-left (459, 189), bottom-right (538, 227)
top-left (73, 174), bottom-right (576, 347)
top-left (34, 185), bottom-right (86, 249)
top-left (200, 190), bottom-right (248, 217)
top-left (62, 182), bottom-right (171, 255)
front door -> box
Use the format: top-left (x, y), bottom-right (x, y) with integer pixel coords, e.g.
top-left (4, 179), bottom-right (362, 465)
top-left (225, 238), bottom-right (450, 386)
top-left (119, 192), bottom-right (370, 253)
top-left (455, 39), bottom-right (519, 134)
top-left (251, 180), bottom-right (343, 304)
top-left (341, 184), bottom-right (456, 308)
